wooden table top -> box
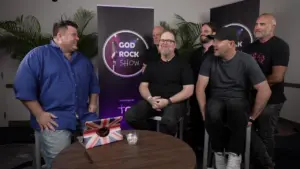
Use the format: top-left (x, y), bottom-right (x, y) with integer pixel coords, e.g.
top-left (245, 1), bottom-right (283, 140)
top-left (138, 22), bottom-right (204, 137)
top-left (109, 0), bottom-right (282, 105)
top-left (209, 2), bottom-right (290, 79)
top-left (52, 130), bottom-right (196, 169)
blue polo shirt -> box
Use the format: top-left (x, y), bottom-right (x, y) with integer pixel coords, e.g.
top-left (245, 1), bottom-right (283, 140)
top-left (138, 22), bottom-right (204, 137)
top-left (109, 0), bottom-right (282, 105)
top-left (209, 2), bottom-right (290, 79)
top-left (14, 41), bottom-right (100, 131)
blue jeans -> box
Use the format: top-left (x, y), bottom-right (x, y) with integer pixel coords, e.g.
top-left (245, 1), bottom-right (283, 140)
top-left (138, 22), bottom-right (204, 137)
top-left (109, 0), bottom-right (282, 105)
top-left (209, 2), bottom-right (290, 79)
top-left (35, 130), bottom-right (72, 169)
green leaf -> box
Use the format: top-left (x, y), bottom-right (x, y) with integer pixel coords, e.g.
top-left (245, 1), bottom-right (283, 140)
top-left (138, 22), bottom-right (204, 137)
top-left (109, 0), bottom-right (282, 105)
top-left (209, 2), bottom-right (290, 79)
top-left (160, 14), bottom-right (202, 59)
top-left (77, 32), bottom-right (98, 59)
top-left (0, 8), bottom-right (98, 61)
top-left (72, 7), bottom-right (95, 36)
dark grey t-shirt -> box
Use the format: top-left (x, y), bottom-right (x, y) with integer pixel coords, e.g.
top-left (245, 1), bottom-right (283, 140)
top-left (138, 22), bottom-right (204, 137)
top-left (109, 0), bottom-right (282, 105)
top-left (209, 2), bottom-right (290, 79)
top-left (199, 51), bottom-right (266, 99)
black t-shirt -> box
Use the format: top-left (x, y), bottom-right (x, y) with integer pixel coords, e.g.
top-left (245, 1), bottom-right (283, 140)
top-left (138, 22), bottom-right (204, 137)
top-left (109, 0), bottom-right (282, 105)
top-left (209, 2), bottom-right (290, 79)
top-left (142, 45), bottom-right (160, 64)
top-left (199, 51), bottom-right (266, 99)
top-left (189, 46), bottom-right (214, 84)
top-left (142, 55), bottom-right (194, 98)
top-left (243, 36), bottom-right (289, 104)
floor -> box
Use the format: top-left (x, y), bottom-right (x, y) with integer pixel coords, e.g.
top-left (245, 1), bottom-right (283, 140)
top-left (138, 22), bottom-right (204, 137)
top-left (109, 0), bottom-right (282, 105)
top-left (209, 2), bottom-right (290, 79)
top-left (191, 118), bottom-right (300, 169)
top-left (0, 118), bottom-right (299, 169)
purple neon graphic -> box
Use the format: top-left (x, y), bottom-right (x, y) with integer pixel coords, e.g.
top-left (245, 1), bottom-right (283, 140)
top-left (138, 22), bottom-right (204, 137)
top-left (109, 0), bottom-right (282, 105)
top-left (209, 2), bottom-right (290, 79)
top-left (237, 28), bottom-right (244, 36)
top-left (98, 99), bottom-right (136, 130)
top-left (223, 23), bottom-right (253, 49)
top-left (102, 30), bottom-right (149, 78)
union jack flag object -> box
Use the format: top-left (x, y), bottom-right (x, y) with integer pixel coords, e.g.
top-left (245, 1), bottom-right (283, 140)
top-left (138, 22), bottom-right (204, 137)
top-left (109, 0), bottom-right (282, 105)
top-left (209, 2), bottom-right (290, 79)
top-left (83, 116), bottom-right (123, 149)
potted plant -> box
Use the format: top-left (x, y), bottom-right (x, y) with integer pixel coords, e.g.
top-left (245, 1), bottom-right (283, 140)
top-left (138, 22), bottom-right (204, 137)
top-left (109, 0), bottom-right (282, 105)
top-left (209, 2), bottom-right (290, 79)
top-left (0, 7), bottom-right (97, 61)
top-left (160, 14), bottom-right (202, 60)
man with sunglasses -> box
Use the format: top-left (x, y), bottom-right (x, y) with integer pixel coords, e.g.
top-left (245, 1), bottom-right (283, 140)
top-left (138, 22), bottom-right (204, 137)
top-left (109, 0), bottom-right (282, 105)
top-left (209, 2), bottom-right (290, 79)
top-left (125, 31), bottom-right (194, 135)
top-left (196, 27), bottom-right (271, 169)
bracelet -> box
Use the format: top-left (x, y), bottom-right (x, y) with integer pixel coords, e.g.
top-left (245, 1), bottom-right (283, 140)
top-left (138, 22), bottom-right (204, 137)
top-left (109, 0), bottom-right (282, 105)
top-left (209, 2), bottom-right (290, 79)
top-left (249, 117), bottom-right (255, 123)
top-left (147, 96), bottom-right (152, 100)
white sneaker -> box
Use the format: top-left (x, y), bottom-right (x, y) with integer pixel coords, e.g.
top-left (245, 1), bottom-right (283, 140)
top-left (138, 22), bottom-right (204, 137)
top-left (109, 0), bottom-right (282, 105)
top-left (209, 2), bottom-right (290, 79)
top-left (226, 152), bottom-right (242, 169)
top-left (214, 152), bottom-right (227, 169)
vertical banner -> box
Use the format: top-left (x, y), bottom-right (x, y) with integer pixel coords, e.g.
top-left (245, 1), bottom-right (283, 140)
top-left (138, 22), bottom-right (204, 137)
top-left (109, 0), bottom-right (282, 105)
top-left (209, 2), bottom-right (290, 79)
top-left (97, 5), bottom-right (154, 129)
top-left (210, 0), bottom-right (260, 50)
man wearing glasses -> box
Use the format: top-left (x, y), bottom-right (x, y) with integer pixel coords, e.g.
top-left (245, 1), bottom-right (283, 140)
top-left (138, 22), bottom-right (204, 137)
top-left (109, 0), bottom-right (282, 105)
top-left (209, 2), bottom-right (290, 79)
top-left (125, 31), bottom-right (194, 135)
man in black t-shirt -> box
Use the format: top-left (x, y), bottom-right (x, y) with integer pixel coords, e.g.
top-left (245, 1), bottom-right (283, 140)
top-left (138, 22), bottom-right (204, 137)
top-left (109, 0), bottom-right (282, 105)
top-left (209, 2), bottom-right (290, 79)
top-left (188, 22), bottom-right (216, 150)
top-left (197, 27), bottom-right (271, 169)
top-left (125, 31), bottom-right (194, 135)
top-left (243, 13), bottom-right (290, 169)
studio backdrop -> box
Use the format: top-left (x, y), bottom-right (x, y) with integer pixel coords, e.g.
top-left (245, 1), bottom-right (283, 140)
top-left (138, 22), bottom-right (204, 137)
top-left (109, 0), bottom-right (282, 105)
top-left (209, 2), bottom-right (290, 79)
top-left (97, 5), bottom-right (154, 129)
top-left (210, 0), bottom-right (260, 50)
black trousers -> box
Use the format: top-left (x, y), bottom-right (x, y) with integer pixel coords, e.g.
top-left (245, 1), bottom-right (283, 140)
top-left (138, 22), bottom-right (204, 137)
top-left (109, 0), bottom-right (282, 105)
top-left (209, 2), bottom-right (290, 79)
top-left (189, 94), bottom-right (205, 147)
top-left (251, 103), bottom-right (283, 169)
top-left (124, 100), bottom-right (186, 135)
top-left (205, 98), bottom-right (250, 155)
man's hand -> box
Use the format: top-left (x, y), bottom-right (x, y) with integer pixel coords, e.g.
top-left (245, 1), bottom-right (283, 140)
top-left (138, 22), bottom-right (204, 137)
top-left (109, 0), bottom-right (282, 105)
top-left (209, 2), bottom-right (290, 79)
top-left (155, 98), bottom-right (169, 110)
top-left (147, 96), bottom-right (161, 111)
top-left (36, 112), bottom-right (58, 131)
top-left (89, 104), bottom-right (97, 113)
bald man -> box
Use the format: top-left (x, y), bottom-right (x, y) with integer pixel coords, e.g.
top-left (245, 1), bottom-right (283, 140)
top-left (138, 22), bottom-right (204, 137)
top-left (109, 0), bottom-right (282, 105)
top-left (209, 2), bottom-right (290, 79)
top-left (142, 26), bottom-right (164, 69)
top-left (244, 13), bottom-right (290, 169)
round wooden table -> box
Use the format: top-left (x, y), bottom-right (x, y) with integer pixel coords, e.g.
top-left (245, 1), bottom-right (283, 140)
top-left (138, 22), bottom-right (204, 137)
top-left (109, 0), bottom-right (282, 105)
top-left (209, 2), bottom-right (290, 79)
top-left (52, 130), bottom-right (196, 169)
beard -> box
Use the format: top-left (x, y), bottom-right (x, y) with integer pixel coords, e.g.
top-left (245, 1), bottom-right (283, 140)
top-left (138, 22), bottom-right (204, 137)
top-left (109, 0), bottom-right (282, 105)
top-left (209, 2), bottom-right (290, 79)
top-left (254, 29), bottom-right (272, 39)
top-left (200, 36), bottom-right (210, 44)
top-left (160, 48), bottom-right (172, 56)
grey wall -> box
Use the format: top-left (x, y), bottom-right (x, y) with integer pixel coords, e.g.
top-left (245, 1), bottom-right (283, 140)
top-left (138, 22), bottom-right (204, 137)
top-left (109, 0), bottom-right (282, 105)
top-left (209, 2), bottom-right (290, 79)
top-left (0, 0), bottom-right (242, 126)
top-left (0, 0), bottom-right (242, 33)
top-left (0, 0), bottom-right (299, 125)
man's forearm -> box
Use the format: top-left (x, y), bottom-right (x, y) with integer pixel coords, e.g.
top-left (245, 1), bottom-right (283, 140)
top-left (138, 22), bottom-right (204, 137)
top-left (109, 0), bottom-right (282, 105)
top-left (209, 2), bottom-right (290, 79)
top-left (267, 74), bottom-right (282, 86)
top-left (89, 94), bottom-right (98, 106)
top-left (196, 90), bottom-right (206, 118)
top-left (21, 100), bottom-right (44, 118)
top-left (169, 86), bottom-right (193, 103)
top-left (139, 86), bottom-right (151, 100)
top-left (251, 90), bottom-right (271, 119)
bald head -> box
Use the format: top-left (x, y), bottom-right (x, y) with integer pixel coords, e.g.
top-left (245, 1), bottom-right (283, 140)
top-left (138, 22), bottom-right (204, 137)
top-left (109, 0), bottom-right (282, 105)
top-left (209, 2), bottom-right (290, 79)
top-left (254, 13), bottom-right (276, 40)
top-left (153, 26), bottom-right (164, 45)
top-left (259, 13), bottom-right (277, 25)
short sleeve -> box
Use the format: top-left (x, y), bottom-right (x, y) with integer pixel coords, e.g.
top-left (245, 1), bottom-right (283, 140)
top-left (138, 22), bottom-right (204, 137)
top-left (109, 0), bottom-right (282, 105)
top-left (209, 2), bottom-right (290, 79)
top-left (246, 55), bottom-right (266, 85)
top-left (14, 48), bottom-right (41, 101)
top-left (199, 55), bottom-right (214, 77)
top-left (181, 63), bottom-right (194, 85)
top-left (141, 48), bottom-right (150, 64)
top-left (88, 61), bottom-right (100, 94)
top-left (141, 63), bottom-right (152, 82)
top-left (272, 41), bottom-right (289, 66)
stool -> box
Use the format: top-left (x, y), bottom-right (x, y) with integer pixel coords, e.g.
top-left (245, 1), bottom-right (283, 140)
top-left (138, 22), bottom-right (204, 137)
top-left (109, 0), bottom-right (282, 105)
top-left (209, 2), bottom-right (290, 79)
top-left (202, 125), bottom-right (252, 169)
top-left (150, 116), bottom-right (184, 140)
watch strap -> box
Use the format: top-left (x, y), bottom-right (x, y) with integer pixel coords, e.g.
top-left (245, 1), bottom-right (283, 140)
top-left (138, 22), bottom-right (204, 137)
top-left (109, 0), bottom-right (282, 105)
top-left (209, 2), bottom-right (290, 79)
top-left (249, 117), bottom-right (255, 123)
top-left (167, 98), bottom-right (172, 104)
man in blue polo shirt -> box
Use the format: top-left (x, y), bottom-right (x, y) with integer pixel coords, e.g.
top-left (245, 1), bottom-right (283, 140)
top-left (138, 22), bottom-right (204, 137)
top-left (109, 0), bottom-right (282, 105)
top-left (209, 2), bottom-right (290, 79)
top-left (13, 20), bottom-right (100, 169)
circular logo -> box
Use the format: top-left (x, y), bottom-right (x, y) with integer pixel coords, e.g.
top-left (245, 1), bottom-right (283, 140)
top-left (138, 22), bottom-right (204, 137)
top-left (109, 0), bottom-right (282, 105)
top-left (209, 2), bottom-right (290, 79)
top-left (102, 30), bottom-right (149, 78)
top-left (223, 23), bottom-right (253, 50)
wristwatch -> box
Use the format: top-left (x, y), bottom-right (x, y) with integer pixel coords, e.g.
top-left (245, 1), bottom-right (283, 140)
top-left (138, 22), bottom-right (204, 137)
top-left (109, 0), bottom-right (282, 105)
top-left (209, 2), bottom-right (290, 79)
top-left (249, 116), bottom-right (255, 123)
top-left (167, 98), bottom-right (172, 105)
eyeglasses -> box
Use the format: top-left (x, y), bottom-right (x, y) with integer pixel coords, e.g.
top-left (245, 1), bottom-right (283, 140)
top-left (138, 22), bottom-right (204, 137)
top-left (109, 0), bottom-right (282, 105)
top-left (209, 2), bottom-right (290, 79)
top-left (159, 39), bottom-right (175, 43)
